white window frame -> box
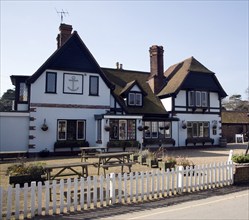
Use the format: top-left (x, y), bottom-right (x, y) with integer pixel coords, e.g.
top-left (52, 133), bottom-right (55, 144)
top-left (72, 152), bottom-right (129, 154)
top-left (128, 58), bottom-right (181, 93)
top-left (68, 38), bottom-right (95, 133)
top-left (195, 91), bottom-right (201, 107)
top-left (128, 93), bottom-right (135, 105)
top-left (189, 91), bottom-right (195, 106)
top-left (135, 93), bottom-right (142, 106)
top-left (201, 92), bottom-right (208, 107)
top-left (58, 120), bottom-right (67, 140)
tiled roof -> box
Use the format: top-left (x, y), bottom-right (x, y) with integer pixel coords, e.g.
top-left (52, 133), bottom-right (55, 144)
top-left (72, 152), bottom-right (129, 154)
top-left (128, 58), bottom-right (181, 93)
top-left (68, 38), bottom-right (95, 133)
top-left (222, 111), bottom-right (249, 124)
top-left (102, 68), bottom-right (168, 116)
top-left (157, 56), bottom-right (227, 98)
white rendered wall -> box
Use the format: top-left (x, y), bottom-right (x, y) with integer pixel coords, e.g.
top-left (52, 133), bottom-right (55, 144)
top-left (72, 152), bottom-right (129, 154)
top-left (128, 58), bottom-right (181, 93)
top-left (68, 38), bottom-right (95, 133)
top-left (176, 113), bottom-right (221, 146)
top-left (30, 70), bottom-right (110, 105)
top-left (175, 90), bottom-right (186, 108)
top-left (29, 69), bottom-right (111, 152)
top-left (0, 112), bottom-right (29, 152)
top-left (161, 97), bottom-right (172, 111)
top-left (29, 107), bottom-right (108, 152)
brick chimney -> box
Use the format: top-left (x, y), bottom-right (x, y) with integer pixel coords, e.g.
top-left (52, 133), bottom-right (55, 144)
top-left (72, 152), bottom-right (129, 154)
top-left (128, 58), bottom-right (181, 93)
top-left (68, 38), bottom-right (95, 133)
top-left (56, 23), bottom-right (73, 49)
top-left (148, 45), bottom-right (165, 94)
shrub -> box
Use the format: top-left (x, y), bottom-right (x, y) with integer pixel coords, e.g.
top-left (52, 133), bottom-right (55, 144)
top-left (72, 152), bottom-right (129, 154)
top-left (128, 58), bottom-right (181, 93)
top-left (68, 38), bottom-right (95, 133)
top-left (54, 140), bottom-right (89, 149)
top-left (162, 156), bottom-right (177, 164)
top-left (176, 157), bottom-right (194, 167)
top-left (232, 154), bottom-right (249, 164)
top-left (6, 162), bottom-right (46, 177)
top-left (107, 140), bottom-right (140, 148)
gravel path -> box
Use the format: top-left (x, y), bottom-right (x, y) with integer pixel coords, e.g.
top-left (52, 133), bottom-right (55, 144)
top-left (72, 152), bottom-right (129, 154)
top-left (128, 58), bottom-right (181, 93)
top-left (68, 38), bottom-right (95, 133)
top-left (0, 143), bottom-right (247, 190)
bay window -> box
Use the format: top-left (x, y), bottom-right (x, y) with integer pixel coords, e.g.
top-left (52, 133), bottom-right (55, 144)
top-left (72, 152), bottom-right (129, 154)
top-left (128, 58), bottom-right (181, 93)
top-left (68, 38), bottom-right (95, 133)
top-left (110, 119), bottom-right (136, 140)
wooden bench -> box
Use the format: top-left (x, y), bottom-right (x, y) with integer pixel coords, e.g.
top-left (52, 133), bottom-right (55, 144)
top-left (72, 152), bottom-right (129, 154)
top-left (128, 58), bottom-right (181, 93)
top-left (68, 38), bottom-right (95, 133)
top-left (185, 137), bottom-right (214, 146)
top-left (0, 151), bottom-right (28, 161)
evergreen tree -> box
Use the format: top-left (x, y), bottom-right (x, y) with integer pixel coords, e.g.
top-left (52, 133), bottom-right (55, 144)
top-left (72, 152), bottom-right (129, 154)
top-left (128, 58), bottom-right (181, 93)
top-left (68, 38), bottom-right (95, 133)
top-left (0, 89), bottom-right (15, 111)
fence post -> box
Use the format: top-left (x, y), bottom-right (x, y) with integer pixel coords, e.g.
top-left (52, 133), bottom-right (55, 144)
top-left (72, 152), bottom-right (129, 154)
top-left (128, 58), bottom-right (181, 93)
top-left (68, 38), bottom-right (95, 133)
top-left (228, 150), bottom-right (233, 163)
top-left (177, 166), bottom-right (184, 194)
top-left (0, 187), bottom-right (2, 219)
top-left (110, 173), bottom-right (115, 204)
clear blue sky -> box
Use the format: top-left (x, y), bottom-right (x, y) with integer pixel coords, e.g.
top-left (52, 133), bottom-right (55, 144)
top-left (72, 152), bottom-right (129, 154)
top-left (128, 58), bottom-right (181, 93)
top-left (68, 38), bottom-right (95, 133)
top-left (1, 1), bottom-right (248, 99)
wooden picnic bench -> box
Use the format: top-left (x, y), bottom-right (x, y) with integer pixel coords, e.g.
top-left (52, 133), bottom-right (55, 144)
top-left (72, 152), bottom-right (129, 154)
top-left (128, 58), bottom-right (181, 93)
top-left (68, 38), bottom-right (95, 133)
top-left (95, 152), bottom-right (135, 175)
top-left (43, 162), bottom-right (92, 181)
top-left (79, 147), bottom-right (107, 162)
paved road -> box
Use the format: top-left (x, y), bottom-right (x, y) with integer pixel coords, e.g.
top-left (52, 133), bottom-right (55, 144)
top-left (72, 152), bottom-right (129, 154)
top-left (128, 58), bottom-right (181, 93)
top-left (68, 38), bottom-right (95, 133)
top-left (100, 189), bottom-right (249, 220)
top-left (35, 184), bottom-right (249, 220)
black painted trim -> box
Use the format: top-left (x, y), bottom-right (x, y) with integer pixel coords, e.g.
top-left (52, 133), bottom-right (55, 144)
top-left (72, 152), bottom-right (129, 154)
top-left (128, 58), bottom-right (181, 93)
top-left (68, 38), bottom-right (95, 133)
top-left (45, 72), bottom-right (57, 94)
top-left (89, 75), bottom-right (99, 96)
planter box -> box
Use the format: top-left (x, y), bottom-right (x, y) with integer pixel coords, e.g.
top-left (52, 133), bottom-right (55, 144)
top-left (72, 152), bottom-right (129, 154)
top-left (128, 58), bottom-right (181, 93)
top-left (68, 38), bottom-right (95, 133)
top-left (138, 155), bottom-right (146, 165)
top-left (234, 163), bottom-right (249, 184)
top-left (159, 161), bottom-right (176, 171)
top-left (146, 158), bottom-right (158, 168)
top-left (130, 154), bottom-right (139, 162)
top-left (9, 175), bottom-right (46, 187)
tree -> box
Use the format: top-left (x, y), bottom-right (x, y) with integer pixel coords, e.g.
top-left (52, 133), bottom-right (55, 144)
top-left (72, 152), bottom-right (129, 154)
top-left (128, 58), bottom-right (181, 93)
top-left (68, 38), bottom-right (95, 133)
top-left (222, 94), bottom-right (249, 111)
top-left (0, 89), bottom-right (15, 111)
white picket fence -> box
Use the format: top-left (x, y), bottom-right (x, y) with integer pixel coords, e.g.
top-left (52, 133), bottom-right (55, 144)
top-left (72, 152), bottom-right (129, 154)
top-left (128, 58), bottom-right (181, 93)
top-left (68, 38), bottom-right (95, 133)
top-left (0, 162), bottom-right (233, 219)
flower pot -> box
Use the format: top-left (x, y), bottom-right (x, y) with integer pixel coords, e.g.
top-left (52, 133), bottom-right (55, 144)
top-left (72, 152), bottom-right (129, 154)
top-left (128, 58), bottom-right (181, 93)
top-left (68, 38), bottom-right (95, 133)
top-left (130, 154), bottom-right (139, 162)
top-left (159, 161), bottom-right (176, 171)
top-left (41, 124), bottom-right (48, 131)
top-left (146, 158), bottom-right (158, 168)
top-left (138, 155), bottom-right (147, 165)
top-left (138, 126), bottom-right (144, 131)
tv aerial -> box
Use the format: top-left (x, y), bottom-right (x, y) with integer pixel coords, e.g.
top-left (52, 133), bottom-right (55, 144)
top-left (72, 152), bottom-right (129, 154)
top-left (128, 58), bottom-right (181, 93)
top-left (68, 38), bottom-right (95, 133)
top-left (55, 9), bottom-right (69, 24)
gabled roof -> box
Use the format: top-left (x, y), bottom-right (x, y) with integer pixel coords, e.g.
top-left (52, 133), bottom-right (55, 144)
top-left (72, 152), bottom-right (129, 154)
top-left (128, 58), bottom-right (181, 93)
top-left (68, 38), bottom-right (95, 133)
top-left (119, 80), bottom-right (147, 97)
top-left (102, 68), bottom-right (168, 116)
top-left (26, 31), bottom-right (113, 89)
top-left (222, 111), bottom-right (249, 124)
top-left (157, 56), bottom-right (227, 98)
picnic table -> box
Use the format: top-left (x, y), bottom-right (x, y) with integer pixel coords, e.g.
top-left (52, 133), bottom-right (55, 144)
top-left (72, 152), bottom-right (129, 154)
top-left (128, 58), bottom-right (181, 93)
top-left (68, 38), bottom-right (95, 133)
top-left (43, 162), bottom-right (92, 181)
top-left (79, 146), bottom-right (106, 162)
top-left (95, 152), bottom-right (135, 175)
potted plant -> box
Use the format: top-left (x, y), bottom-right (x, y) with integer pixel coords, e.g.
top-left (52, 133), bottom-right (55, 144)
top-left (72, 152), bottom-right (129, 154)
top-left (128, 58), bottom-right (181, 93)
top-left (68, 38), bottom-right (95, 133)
top-left (176, 157), bottom-right (195, 176)
top-left (146, 151), bottom-right (159, 168)
top-left (232, 153), bottom-right (249, 184)
top-left (159, 156), bottom-right (177, 171)
top-left (7, 161), bottom-right (46, 187)
top-left (138, 149), bottom-right (150, 165)
top-left (41, 119), bottom-right (48, 131)
top-left (130, 148), bottom-right (140, 162)
top-left (138, 126), bottom-right (144, 131)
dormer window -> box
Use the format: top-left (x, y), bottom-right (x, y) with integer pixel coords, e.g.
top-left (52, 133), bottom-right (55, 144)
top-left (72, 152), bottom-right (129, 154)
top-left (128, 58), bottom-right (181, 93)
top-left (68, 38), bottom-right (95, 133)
top-left (128, 92), bottom-right (142, 106)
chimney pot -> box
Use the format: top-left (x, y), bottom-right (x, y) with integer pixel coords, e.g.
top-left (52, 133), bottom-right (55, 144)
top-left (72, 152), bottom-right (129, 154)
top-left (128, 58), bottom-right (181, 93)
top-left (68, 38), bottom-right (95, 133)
top-left (57, 23), bottom-right (73, 49)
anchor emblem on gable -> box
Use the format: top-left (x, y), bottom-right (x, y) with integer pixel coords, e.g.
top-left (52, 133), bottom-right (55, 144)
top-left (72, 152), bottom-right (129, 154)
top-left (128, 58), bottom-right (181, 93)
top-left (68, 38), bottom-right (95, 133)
top-left (67, 76), bottom-right (79, 91)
